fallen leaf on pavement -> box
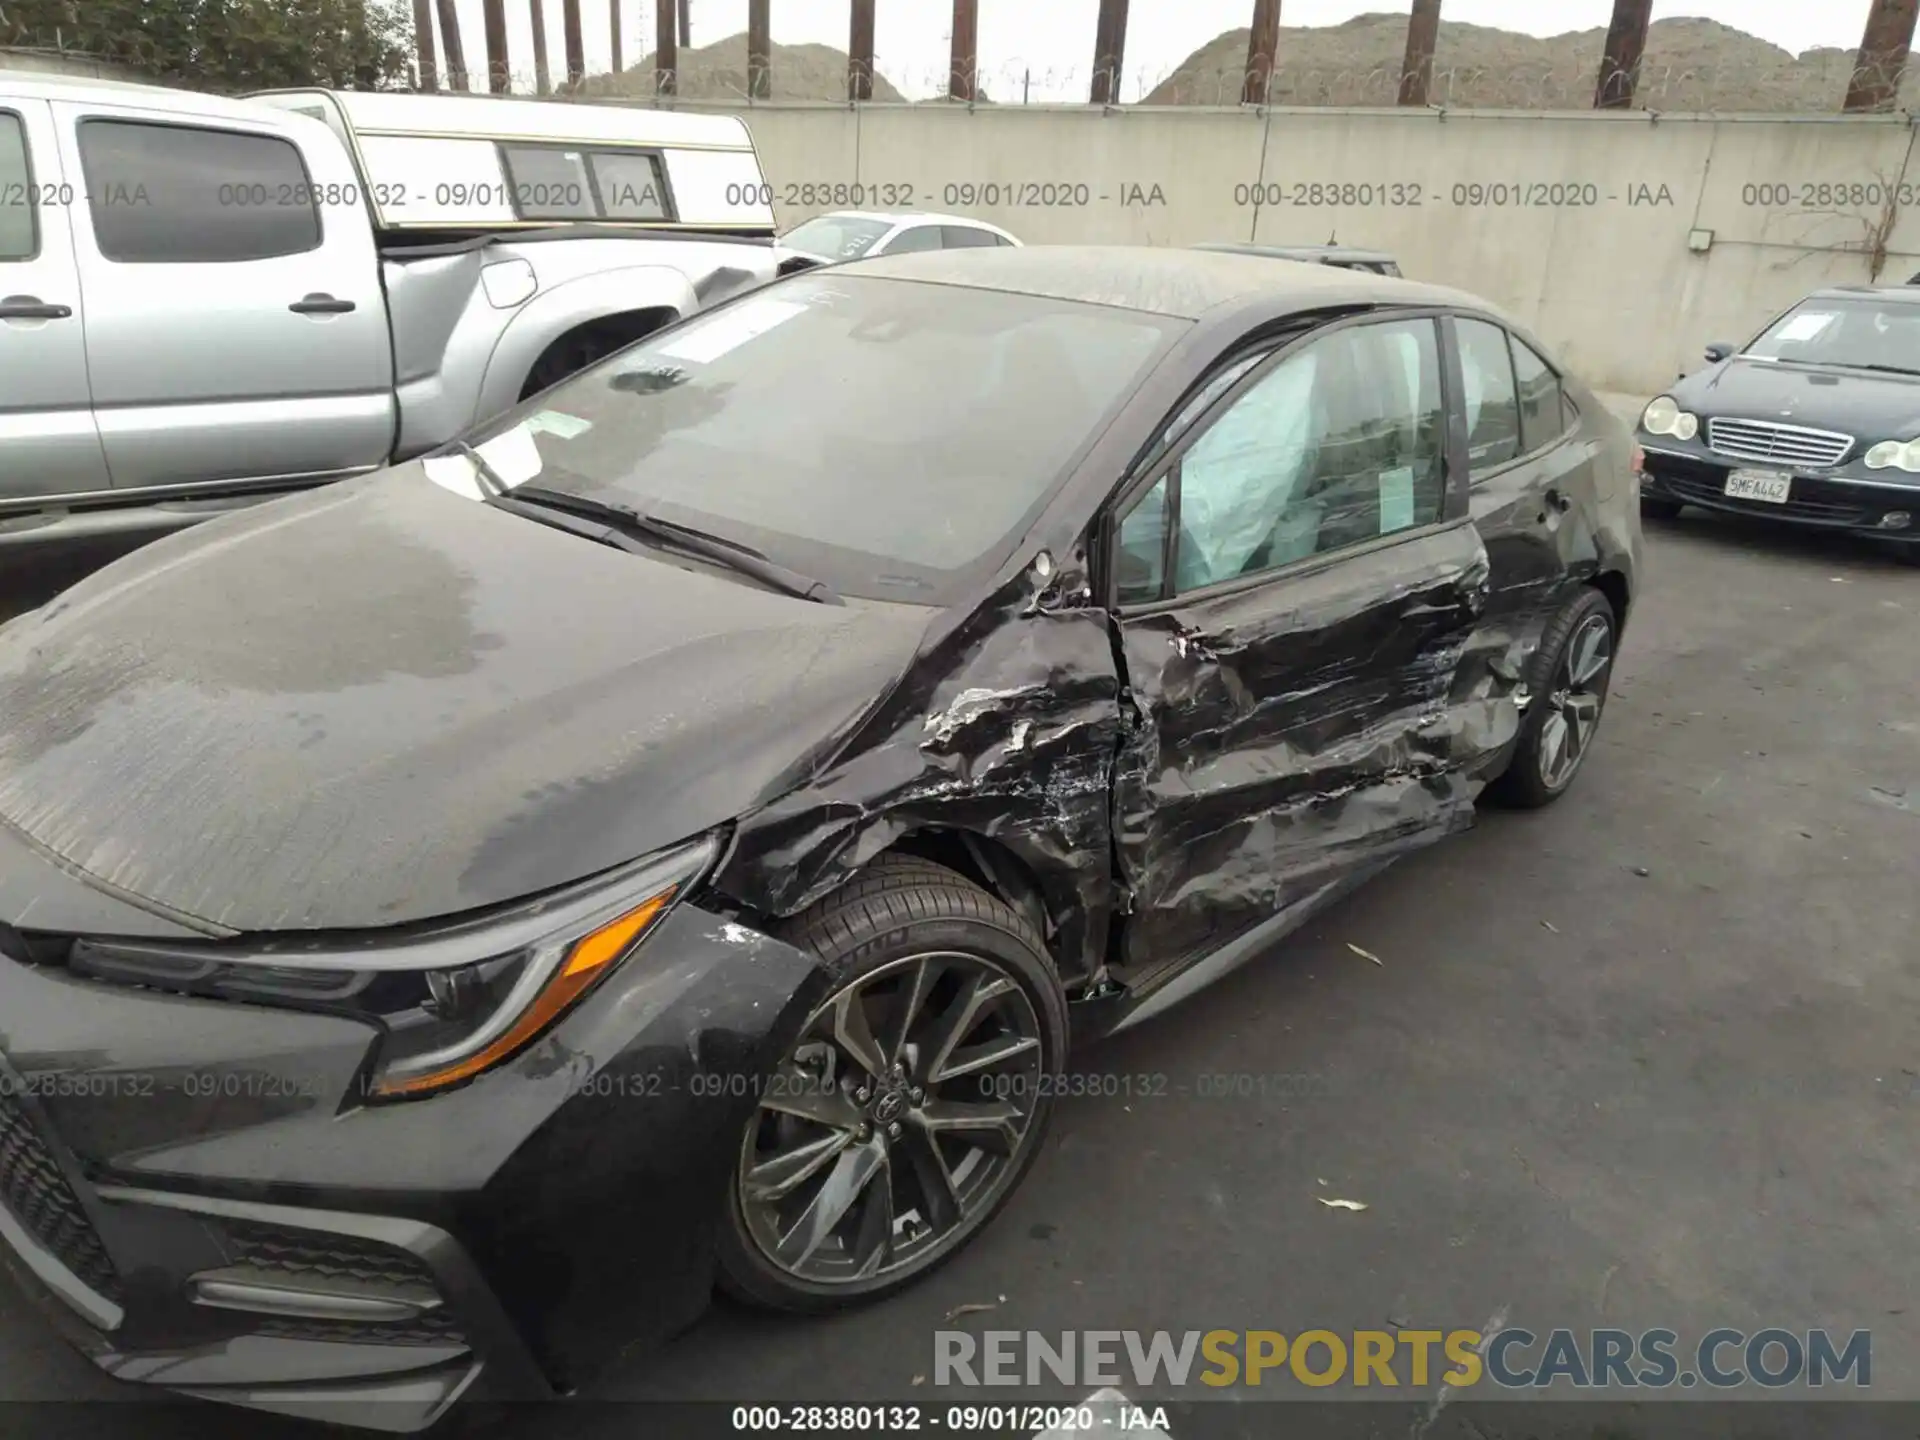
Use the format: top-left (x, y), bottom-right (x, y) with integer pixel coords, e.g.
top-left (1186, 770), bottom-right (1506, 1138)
top-left (1318, 1197), bottom-right (1369, 1212)
top-left (945, 1301), bottom-right (999, 1320)
top-left (1346, 943), bottom-right (1383, 966)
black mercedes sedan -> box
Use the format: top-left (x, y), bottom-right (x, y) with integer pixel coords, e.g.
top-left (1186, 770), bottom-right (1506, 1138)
top-left (1635, 285), bottom-right (1920, 560)
top-left (0, 247), bottom-right (1639, 1430)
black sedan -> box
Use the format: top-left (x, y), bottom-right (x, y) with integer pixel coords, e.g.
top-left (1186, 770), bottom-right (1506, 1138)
top-left (1636, 285), bottom-right (1920, 560)
top-left (0, 247), bottom-right (1639, 1429)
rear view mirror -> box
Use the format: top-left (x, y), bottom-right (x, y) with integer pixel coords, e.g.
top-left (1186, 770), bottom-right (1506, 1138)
top-left (1703, 342), bottom-right (1734, 363)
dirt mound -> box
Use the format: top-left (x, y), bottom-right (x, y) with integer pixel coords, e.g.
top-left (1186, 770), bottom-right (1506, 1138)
top-left (1141, 13), bottom-right (1918, 112)
top-left (581, 31), bottom-right (907, 103)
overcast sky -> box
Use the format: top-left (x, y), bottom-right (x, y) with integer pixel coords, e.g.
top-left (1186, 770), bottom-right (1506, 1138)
top-left (443, 0), bottom-right (1883, 101)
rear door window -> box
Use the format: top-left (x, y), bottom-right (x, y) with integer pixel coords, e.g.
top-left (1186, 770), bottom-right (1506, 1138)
top-left (941, 225), bottom-right (999, 248)
top-left (1455, 317), bottom-right (1522, 474)
top-left (76, 119), bottom-right (321, 263)
top-left (1511, 334), bottom-right (1568, 455)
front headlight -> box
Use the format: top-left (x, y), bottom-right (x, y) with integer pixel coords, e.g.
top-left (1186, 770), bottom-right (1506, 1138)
top-left (1864, 438), bottom-right (1920, 473)
top-left (1640, 394), bottom-right (1699, 440)
top-left (67, 834), bottom-right (720, 1101)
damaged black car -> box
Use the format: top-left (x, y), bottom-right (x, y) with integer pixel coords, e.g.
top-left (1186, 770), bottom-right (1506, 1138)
top-left (0, 247), bottom-right (1640, 1430)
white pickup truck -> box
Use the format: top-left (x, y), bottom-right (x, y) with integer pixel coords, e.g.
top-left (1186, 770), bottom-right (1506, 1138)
top-left (0, 74), bottom-right (783, 548)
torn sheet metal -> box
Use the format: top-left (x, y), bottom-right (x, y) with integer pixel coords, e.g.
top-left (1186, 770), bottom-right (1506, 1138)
top-left (1108, 522), bottom-right (1514, 975)
top-left (713, 553), bottom-right (1122, 990)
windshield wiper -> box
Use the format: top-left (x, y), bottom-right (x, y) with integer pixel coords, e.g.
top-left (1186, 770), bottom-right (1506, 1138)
top-left (1847, 362), bottom-right (1920, 377)
top-left (448, 440), bottom-right (510, 497)
top-left (491, 486), bottom-right (844, 606)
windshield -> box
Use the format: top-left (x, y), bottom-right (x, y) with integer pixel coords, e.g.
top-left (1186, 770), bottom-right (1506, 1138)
top-left (451, 273), bottom-right (1184, 603)
top-left (781, 215), bottom-right (892, 261)
top-left (1744, 297), bottom-right (1920, 373)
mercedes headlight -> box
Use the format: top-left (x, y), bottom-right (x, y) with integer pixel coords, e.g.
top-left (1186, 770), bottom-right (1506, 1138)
top-left (1864, 438), bottom-right (1920, 473)
top-left (1640, 395), bottom-right (1699, 440)
top-left (66, 833), bottom-right (719, 1101)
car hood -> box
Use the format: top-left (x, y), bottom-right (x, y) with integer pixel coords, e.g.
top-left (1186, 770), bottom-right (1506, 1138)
top-left (0, 466), bottom-right (933, 935)
top-left (1674, 358), bottom-right (1920, 438)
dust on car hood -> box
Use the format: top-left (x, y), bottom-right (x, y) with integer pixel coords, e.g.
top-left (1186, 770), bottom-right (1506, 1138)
top-left (0, 466), bottom-right (931, 935)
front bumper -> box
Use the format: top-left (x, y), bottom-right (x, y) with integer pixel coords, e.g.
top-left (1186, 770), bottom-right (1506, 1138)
top-left (1638, 442), bottom-right (1920, 538)
top-left (0, 892), bottom-right (830, 1430)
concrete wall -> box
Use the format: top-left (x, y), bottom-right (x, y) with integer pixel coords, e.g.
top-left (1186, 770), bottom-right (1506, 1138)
top-left (598, 99), bottom-right (1920, 396)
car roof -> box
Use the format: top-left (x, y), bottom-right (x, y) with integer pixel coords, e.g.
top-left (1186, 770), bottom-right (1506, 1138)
top-left (250, 87), bottom-right (755, 151)
top-left (1807, 285), bottom-right (1920, 303)
top-left (0, 67), bottom-right (298, 124)
top-left (805, 210), bottom-right (1007, 229)
top-left (1194, 242), bottom-right (1400, 265)
top-left (843, 244), bottom-right (1476, 321)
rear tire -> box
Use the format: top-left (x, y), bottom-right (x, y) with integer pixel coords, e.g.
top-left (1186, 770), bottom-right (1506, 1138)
top-left (715, 855), bottom-right (1067, 1314)
top-left (1486, 587), bottom-right (1618, 810)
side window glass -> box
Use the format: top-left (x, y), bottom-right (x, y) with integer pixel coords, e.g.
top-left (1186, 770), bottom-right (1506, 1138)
top-left (590, 151), bottom-right (670, 219)
top-left (940, 225), bottom-right (998, 248)
top-left (77, 120), bottom-right (320, 263)
top-left (883, 226), bottom-right (941, 254)
top-left (1511, 334), bottom-right (1566, 454)
top-left (1172, 318), bottom-right (1445, 591)
top-left (499, 146), bottom-right (598, 220)
top-left (1455, 318), bottom-right (1521, 473)
top-left (0, 112), bottom-right (35, 261)
top-left (1158, 351), bottom-right (1266, 456)
top-left (1114, 475), bottom-right (1169, 605)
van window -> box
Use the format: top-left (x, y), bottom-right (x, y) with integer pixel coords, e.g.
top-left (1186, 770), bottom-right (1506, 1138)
top-left (590, 152), bottom-right (670, 220)
top-left (499, 146), bottom-right (598, 221)
top-left (0, 112), bottom-right (34, 260)
top-left (77, 120), bottom-right (321, 263)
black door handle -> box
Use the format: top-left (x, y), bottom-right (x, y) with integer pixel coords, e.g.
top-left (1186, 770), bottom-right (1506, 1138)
top-left (0, 296), bottom-right (73, 320)
top-left (289, 294), bottom-right (356, 315)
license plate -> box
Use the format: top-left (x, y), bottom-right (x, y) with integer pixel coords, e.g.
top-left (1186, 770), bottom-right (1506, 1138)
top-left (1725, 468), bottom-right (1792, 503)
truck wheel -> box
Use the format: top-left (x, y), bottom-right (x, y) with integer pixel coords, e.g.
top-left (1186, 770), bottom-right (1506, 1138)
top-left (520, 333), bottom-right (609, 400)
top-left (518, 309), bottom-right (678, 400)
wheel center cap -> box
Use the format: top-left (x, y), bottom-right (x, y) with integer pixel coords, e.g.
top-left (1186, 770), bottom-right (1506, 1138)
top-left (870, 1089), bottom-right (907, 1124)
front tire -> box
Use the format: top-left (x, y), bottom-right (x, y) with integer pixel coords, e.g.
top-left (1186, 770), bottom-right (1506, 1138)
top-left (716, 856), bottom-right (1067, 1313)
top-left (1486, 587), bottom-right (1618, 810)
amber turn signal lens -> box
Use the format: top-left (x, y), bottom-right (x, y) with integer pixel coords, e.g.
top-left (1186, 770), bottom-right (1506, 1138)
top-left (372, 887), bottom-right (677, 1098)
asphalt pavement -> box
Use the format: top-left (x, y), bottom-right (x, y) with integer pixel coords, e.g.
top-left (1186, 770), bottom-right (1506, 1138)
top-left (1, 504), bottom-right (1916, 1437)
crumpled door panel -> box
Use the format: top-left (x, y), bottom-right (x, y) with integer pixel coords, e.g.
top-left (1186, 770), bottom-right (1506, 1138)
top-left (1111, 522), bottom-right (1512, 976)
top-left (713, 563), bottom-right (1125, 990)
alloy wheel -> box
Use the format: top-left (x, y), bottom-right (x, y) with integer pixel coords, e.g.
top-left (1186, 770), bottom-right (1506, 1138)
top-left (736, 951), bottom-right (1046, 1287)
top-left (1537, 611), bottom-right (1613, 791)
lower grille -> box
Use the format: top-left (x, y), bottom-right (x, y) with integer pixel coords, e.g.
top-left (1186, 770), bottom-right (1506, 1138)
top-left (0, 1090), bottom-right (123, 1305)
top-left (1646, 454), bottom-right (1875, 526)
top-left (216, 1218), bottom-right (464, 1346)
top-left (224, 1218), bottom-right (441, 1290)
top-left (254, 1312), bottom-right (466, 1346)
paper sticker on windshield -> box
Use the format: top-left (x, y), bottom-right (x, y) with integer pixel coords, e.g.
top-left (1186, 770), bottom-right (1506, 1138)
top-left (423, 453), bottom-right (487, 500)
top-left (475, 424), bottom-right (545, 487)
top-left (1777, 312), bottom-right (1835, 343)
top-left (1379, 466), bottom-right (1416, 533)
top-left (655, 297), bottom-right (807, 365)
top-left (527, 409), bottom-right (592, 440)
